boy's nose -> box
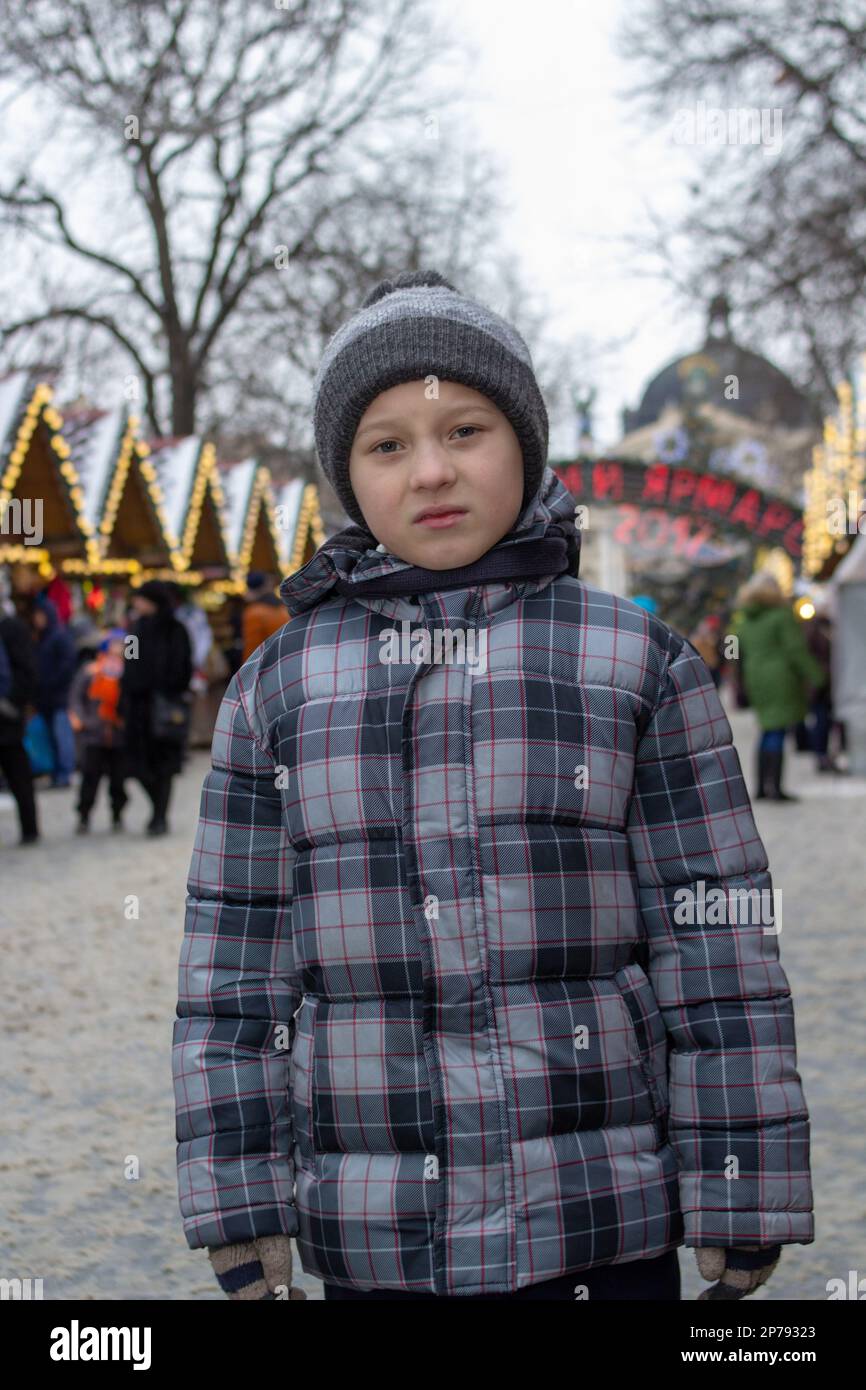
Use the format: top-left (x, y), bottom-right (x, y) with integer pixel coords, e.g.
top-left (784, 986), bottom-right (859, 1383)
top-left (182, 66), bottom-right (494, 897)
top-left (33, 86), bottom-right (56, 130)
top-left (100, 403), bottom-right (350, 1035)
top-left (408, 441), bottom-right (459, 490)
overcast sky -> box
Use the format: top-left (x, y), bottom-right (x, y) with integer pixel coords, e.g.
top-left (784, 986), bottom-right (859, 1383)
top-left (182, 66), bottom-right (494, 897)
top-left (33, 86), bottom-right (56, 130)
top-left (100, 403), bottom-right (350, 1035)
top-left (438, 0), bottom-right (707, 452)
top-left (1, 0), bottom-right (716, 458)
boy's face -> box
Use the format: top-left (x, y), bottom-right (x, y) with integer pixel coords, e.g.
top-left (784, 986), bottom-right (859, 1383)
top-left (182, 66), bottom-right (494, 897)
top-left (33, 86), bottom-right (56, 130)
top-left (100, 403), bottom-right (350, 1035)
top-left (348, 379), bottom-right (525, 569)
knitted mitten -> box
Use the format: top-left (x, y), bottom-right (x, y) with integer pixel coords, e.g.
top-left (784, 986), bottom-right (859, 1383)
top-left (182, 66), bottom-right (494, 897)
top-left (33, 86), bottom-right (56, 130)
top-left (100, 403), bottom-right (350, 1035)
top-left (208, 1234), bottom-right (307, 1300)
top-left (695, 1244), bottom-right (782, 1300)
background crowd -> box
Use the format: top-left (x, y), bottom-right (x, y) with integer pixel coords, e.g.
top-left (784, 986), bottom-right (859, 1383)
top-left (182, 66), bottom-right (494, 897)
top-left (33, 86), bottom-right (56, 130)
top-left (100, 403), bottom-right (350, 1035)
top-left (0, 559), bottom-right (848, 848)
top-left (0, 570), bottom-right (290, 844)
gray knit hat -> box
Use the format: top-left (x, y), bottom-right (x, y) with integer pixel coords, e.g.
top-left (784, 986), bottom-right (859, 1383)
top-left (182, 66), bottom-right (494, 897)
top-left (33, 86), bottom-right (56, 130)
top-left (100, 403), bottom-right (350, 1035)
top-left (312, 269), bottom-right (550, 529)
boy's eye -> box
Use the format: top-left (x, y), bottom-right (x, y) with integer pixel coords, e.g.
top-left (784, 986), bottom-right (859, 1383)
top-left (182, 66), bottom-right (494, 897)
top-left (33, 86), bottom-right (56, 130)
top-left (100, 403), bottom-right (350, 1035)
top-left (371, 425), bottom-right (479, 454)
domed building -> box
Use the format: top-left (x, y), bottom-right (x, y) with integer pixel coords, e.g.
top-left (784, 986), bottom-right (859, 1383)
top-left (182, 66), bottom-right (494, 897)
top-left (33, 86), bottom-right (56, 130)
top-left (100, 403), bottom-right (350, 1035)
top-left (619, 295), bottom-right (821, 503)
top-left (623, 295), bottom-right (819, 435)
top-left (565, 296), bottom-right (823, 625)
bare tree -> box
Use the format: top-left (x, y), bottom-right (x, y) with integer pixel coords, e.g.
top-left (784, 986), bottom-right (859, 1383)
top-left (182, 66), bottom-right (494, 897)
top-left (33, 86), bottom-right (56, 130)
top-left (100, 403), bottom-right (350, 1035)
top-left (0, 0), bottom-right (497, 437)
top-left (617, 0), bottom-right (866, 403)
top-left (202, 135), bottom-right (527, 465)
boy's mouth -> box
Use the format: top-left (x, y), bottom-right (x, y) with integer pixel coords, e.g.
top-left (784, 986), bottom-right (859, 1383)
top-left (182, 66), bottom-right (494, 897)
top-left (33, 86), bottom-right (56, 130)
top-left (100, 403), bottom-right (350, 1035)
top-left (413, 505), bottom-right (468, 528)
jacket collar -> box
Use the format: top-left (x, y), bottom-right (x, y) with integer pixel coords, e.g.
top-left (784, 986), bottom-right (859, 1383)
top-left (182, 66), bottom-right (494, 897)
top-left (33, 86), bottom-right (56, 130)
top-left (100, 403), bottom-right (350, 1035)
top-left (279, 467), bottom-right (580, 622)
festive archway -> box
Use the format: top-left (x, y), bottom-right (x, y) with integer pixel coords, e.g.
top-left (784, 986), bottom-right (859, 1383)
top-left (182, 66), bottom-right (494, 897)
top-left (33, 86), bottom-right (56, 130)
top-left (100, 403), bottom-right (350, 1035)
top-left (553, 457), bottom-right (804, 559)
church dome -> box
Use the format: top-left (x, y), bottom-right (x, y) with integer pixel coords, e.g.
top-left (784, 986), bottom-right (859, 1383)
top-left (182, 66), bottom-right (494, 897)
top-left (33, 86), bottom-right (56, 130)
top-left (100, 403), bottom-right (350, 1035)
top-left (622, 295), bottom-right (821, 433)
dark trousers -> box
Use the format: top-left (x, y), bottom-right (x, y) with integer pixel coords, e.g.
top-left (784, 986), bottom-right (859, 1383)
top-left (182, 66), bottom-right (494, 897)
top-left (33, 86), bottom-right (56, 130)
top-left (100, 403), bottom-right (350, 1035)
top-left (322, 1248), bottom-right (681, 1301)
top-left (0, 739), bottom-right (39, 839)
top-left (77, 744), bottom-right (128, 820)
top-left (808, 699), bottom-right (831, 756)
top-left (140, 767), bottom-right (174, 823)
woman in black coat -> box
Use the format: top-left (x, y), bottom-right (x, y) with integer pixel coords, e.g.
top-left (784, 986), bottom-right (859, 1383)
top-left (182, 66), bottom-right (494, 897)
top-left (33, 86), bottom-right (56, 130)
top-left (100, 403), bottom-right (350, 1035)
top-left (120, 580), bottom-right (192, 835)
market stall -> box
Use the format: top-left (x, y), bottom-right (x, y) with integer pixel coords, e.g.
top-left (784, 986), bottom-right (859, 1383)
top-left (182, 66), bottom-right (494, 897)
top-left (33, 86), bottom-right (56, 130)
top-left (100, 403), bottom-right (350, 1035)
top-left (0, 372), bottom-right (98, 590)
top-left (273, 476), bottom-right (326, 574)
top-left (222, 457), bottom-right (283, 587)
top-left (53, 406), bottom-right (178, 624)
top-left (142, 436), bottom-right (232, 585)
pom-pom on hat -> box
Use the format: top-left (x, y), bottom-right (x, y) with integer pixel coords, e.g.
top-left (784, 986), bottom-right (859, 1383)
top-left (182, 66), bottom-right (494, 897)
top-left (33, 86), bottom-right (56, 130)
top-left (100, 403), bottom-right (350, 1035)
top-left (311, 269), bottom-right (550, 529)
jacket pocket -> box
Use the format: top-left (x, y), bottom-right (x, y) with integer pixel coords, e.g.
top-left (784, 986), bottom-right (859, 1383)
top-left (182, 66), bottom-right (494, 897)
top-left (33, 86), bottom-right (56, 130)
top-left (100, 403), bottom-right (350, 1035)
top-left (288, 995), bottom-right (318, 1169)
top-left (612, 964), bottom-right (670, 1141)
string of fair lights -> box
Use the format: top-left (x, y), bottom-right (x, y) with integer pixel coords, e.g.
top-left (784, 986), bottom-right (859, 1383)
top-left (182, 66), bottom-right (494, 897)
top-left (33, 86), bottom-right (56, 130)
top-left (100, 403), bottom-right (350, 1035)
top-left (0, 379), bottom-right (325, 599)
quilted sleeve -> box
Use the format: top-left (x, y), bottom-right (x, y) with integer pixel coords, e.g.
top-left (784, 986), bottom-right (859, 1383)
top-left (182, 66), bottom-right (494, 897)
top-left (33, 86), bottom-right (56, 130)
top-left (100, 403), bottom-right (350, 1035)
top-left (625, 633), bottom-right (814, 1248)
top-left (172, 663), bottom-right (301, 1250)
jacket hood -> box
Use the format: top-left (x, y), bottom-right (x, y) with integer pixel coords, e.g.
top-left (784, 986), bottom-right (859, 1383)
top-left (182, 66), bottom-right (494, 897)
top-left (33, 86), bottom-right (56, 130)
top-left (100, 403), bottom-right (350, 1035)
top-left (279, 465), bottom-right (580, 619)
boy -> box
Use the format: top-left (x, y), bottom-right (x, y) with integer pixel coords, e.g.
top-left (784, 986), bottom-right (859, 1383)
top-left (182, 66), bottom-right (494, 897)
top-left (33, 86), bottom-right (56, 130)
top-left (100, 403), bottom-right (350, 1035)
top-left (172, 271), bottom-right (813, 1300)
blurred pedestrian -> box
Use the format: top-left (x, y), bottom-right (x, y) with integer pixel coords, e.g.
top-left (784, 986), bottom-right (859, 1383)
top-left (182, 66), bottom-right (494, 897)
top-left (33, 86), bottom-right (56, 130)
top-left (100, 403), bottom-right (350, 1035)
top-left (166, 582), bottom-right (213, 695)
top-left (0, 606), bottom-right (40, 844)
top-left (31, 594), bottom-right (78, 789)
top-left (241, 571), bottom-right (287, 662)
top-left (688, 615), bottom-right (722, 688)
top-left (802, 602), bottom-right (844, 773)
top-left (120, 581), bottom-right (192, 836)
top-left (69, 629), bottom-right (129, 833)
top-left (732, 573), bottom-right (823, 802)
top-left (0, 630), bottom-right (13, 718)
top-left (44, 573), bottom-right (73, 625)
top-left (221, 596), bottom-right (244, 676)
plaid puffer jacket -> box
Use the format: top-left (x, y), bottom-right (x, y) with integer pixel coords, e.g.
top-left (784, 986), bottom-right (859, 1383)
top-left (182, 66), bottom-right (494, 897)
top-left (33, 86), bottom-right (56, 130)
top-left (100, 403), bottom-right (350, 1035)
top-left (172, 468), bottom-right (814, 1296)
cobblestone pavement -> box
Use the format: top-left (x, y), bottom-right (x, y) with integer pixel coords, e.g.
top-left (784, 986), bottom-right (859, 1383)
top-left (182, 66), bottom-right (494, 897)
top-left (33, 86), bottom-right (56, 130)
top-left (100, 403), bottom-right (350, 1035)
top-left (1, 706), bottom-right (863, 1302)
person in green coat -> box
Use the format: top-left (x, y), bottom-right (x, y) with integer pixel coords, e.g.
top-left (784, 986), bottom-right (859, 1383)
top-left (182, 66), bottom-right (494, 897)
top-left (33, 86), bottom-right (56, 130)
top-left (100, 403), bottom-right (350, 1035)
top-left (732, 572), bottom-right (823, 801)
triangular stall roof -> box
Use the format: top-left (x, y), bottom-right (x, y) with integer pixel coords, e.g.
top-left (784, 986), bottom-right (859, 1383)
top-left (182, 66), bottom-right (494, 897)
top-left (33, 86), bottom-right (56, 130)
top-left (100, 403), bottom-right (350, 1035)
top-left (222, 458), bottom-right (282, 581)
top-left (146, 436), bottom-right (231, 578)
top-left (273, 478), bottom-right (325, 575)
top-left (60, 407), bottom-right (175, 575)
top-left (0, 371), bottom-right (98, 567)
